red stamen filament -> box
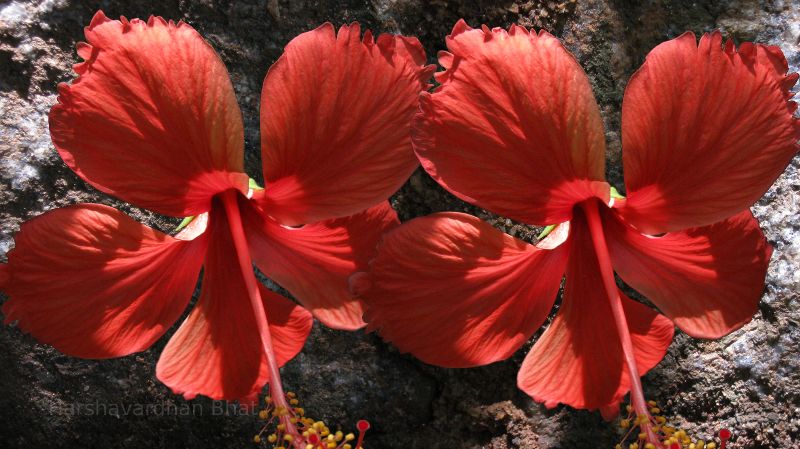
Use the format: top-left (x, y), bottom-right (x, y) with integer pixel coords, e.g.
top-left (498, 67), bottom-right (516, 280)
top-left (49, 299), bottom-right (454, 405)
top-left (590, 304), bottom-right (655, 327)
top-left (221, 190), bottom-right (300, 440)
top-left (584, 200), bottom-right (661, 448)
top-left (223, 190), bottom-right (370, 449)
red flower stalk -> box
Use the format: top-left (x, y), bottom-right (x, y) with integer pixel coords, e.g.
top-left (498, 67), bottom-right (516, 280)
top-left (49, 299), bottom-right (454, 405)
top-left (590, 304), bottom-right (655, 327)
top-left (0, 10), bottom-right (433, 433)
top-left (352, 19), bottom-right (798, 447)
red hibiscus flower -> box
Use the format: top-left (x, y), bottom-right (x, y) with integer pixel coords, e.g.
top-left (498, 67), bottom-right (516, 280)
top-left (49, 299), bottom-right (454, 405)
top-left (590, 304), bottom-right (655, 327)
top-left (0, 10), bottom-right (433, 419)
top-left (352, 19), bottom-right (798, 442)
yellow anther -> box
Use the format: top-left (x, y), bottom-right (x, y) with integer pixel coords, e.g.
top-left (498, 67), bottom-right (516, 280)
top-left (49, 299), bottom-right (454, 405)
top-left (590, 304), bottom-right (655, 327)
top-left (656, 416), bottom-right (667, 424)
top-left (638, 432), bottom-right (647, 440)
top-left (650, 407), bottom-right (661, 414)
top-left (620, 419), bottom-right (630, 429)
top-left (629, 444), bottom-right (638, 449)
top-left (254, 392), bottom-right (368, 449)
top-left (647, 400), bottom-right (657, 407)
top-left (707, 443), bottom-right (717, 449)
top-left (615, 445), bottom-right (622, 449)
top-left (645, 444), bottom-right (655, 449)
top-left (253, 435), bottom-right (261, 444)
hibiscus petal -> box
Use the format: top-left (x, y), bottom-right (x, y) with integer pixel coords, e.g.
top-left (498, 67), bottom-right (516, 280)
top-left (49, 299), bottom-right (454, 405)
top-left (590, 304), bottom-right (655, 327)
top-left (604, 208), bottom-right (772, 339)
top-left (621, 31), bottom-right (800, 234)
top-left (49, 11), bottom-right (248, 217)
top-left (157, 284), bottom-right (312, 403)
top-left (156, 208), bottom-right (313, 402)
top-left (413, 20), bottom-right (609, 226)
top-left (0, 264), bottom-right (8, 289)
top-left (259, 23), bottom-right (434, 226)
top-left (244, 197), bottom-right (398, 330)
top-left (352, 213), bottom-right (570, 368)
top-left (517, 219), bottom-right (674, 411)
top-left (1, 204), bottom-right (207, 358)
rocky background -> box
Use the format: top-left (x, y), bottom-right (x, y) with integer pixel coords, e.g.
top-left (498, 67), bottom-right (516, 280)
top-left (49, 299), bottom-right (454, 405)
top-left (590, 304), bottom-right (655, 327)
top-left (1, 0), bottom-right (798, 448)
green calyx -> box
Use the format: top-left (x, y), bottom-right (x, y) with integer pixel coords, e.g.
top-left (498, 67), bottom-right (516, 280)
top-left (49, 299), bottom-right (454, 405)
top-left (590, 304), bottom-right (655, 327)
top-left (249, 178), bottom-right (264, 191)
top-left (538, 186), bottom-right (624, 241)
top-left (610, 186), bottom-right (625, 200)
top-left (174, 179), bottom-right (262, 234)
top-left (174, 215), bottom-right (195, 232)
top-left (537, 224), bottom-right (556, 240)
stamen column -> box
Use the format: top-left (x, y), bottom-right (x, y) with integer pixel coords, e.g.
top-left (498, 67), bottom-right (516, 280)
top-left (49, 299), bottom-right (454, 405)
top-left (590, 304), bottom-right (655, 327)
top-left (222, 190), bottom-right (301, 443)
top-left (583, 199), bottom-right (661, 448)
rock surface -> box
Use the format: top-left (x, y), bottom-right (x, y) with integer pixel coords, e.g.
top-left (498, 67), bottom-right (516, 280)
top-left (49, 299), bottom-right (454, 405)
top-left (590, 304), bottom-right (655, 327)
top-left (1, 0), bottom-right (798, 448)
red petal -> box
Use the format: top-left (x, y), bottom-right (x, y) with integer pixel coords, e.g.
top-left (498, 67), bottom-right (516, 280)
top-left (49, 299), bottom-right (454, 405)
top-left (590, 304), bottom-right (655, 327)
top-left (244, 196), bottom-right (399, 330)
top-left (1, 204), bottom-right (207, 358)
top-left (156, 207), bottom-right (312, 401)
top-left (604, 208), bottom-right (772, 338)
top-left (353, 213), bottom-right (570, 368)
top-left (413, 21), bottom-right (609, 226)
top-left (264, 287), bottom-right (314, 369)
top-left (517, 219), bottom-right (674, 411)
top-left (0, 264), bottom-right (8, 289)
top-left (600, 404), bottom-right (621, 421)
top-left (50, 11), bottom-right (248, 217)
top-left (259, 23), bottom-right (434, 226)
top-left (621, 31), bottom-right (800, 234)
